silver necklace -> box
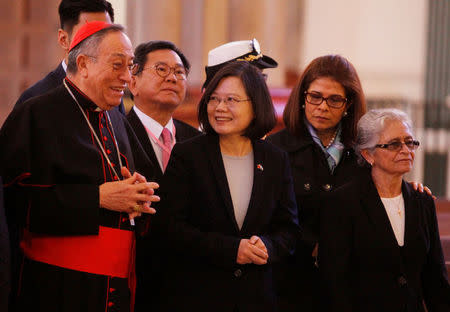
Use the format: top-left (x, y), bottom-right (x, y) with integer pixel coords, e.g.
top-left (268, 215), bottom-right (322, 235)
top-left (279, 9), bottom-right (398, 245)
top-left (63, 80), bottom-right (123, 179)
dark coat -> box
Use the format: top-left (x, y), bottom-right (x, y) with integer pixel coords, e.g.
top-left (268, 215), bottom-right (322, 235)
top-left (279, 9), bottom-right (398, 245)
top-left (126, 107), bottom-right (200, 312)
top-left (0, 176), bottom-right (10, 312)
top-left (0, 82), bottom-right (154, 312)
top-left (14, 63), bottom-right (126, 114)
top-left (266, 127), bottom-right (363, 311)
top-left (154, 134), bottom-right (299, 312)
top-left (319, 172), bottom-right (450, 312)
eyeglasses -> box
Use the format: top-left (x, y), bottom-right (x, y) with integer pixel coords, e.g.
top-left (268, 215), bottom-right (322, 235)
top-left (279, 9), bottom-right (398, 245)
top-left (208, 95), bottom-right (250, 107)
top-left (304, 92), bottom-right (347, 109)
top-left (375, 140), bottom-right (420, 151)
top-left (141, 63), bottom-right (187, 80)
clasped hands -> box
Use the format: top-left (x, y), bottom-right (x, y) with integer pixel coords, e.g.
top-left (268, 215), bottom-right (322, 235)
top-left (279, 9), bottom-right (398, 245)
top-left (99, 167), bottom-right (160, 219)
top-left (236, 235), bottom-right (268, 265)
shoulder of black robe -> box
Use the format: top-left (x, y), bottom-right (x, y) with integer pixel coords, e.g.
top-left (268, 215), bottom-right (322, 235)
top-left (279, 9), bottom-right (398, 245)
top-left (0, 84), bottom-right (155, 235)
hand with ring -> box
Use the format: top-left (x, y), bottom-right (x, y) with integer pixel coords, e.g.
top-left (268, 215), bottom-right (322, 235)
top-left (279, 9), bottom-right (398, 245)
top-left (133, 204), bottom-right (142, 213)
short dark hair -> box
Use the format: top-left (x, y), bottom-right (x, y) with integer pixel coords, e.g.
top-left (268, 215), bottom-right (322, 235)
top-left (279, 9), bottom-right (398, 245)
top-left (132, 40), bottom-right (190, 76)
top-left (283, 54), bottom-right (366, 147)
top-left (198, 61), bottom-right (276, 140)
top-left (58, 0), bottom-right (115, 35)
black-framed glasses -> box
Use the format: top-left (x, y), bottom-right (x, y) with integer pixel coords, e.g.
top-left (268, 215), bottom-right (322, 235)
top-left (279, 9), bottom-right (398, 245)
top-left (375, 140), bottom-right (420, 152)
top-left (304, 91), bottom-right (347, 109)
top-left (141, 63), bottom-right (187, 80)
top-left (208, 95), bottom-right (250, 107)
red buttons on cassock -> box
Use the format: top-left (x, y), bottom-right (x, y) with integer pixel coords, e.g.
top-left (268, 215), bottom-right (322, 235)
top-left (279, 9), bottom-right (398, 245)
top-left (113, 176), bottom-right (118, 180)
top-left (109, 288), bottom-right (116, 293)
top-left (103, 136), bottom-right (108, 141)
top-left (121, 217), bottom-right (128, 223)
top-left (108, 302), bottom-right (114, 307)
top-left (106, 149), bottom-right (111, 154)
top-left (111, 163), bottom-right (115, 167)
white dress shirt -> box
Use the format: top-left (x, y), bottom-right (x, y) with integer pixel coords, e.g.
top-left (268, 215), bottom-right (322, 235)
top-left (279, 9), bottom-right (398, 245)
top-left (133, 105), bottom-right (175, 171)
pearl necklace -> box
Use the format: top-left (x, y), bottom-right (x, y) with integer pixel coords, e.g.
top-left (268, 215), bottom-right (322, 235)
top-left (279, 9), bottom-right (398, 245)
top-left (323, 129), bottom-right (338, 149)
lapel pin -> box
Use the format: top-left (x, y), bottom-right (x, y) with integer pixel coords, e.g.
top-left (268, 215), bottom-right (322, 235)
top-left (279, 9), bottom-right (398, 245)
top-left (257, 164), bottom-right (264, 171)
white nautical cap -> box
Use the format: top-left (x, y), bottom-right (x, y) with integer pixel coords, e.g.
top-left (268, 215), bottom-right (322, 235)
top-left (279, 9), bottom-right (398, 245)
top-left (203, 38), bottom-right (277, 89)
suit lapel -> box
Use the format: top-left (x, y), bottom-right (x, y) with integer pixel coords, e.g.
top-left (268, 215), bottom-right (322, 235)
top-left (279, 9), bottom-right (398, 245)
top-left (360, 177), bottom-right (403, 253)
top-left (174, 120), bottom-right (188, 142)
top-left (402, 181), bottom-right (419, 248)
top-left (205, 135), bottom-right (240, 232)
top-left (240, 140), bottom-right (265, 233)
top-left (127, 109), bottom-right (163, 178)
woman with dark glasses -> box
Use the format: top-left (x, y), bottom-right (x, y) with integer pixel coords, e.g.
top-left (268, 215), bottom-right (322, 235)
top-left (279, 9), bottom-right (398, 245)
top-left (320, 108), bottom-right (450, 312)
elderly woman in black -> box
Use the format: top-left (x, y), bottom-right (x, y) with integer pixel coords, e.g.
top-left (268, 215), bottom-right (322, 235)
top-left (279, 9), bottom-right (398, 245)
top-left (155, 61), bottom-right (299, 312)
top-left (320, 108), bottom-right (450, 312)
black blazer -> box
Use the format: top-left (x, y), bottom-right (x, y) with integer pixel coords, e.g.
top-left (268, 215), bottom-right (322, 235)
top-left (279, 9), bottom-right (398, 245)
top-left (319, 171), bottom-right (450, 312)
top-left (154, 134), bottom-right (299, 312)
top-left (15, 63), bottom-right (125, 114)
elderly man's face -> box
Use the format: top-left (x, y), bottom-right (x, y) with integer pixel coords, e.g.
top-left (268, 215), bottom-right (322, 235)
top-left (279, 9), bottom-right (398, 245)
top-left (84, 31), bottom-right (133, 110)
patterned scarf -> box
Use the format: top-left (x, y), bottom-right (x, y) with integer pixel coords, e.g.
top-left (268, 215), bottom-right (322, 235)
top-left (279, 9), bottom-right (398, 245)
top-left (306, 118), bottom-right (344, 173)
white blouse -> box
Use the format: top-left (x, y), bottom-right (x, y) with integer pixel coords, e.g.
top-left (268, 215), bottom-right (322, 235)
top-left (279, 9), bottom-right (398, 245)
top-left (380, 194), bottom-right (405, 246)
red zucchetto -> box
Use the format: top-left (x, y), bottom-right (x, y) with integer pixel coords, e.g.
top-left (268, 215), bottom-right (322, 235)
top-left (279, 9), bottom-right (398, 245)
top-left (69, 21), bottom-right (112, 52)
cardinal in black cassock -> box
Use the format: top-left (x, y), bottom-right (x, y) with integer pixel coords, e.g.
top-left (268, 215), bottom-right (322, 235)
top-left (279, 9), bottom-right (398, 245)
top-left (0, 21), bottom-right (158, 312)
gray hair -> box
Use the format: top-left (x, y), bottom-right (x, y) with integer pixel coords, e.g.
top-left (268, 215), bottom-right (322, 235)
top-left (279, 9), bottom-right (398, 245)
top-left (67, 24), bottom-right (125, 74)
top-left (354, 108), bottom-right (413, 165)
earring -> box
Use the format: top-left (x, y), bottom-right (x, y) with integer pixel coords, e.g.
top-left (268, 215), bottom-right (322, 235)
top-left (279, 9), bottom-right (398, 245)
top-left (302, 104), bottom-right (305, 109)
top-left (343, 111), bottom-right (348, 117)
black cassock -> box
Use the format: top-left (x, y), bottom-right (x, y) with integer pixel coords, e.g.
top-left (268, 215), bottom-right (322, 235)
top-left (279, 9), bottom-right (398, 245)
top-left (0, 79), bottom-right (154, 312)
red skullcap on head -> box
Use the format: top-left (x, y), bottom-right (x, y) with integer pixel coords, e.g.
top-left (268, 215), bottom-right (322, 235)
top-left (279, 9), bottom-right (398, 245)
top-left (69, 21), bottom-right (112, 52)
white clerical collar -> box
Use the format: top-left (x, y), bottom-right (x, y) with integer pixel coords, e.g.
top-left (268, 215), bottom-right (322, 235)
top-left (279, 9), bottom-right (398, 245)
top-left (133, 105), bottom-right (174, 140)
top-left (62, 60), bottom-right (67, 72)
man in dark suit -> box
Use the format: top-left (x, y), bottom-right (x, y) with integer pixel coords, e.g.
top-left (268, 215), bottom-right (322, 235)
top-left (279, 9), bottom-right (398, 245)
top-left (15, 0), bottom-right (124, 114)
top-left (127, 40), bottom-right (200, 312)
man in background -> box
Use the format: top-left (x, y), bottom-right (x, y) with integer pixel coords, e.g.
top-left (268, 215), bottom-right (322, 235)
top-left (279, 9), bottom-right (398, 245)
top-left (15, 0), bottom-right (125, 114)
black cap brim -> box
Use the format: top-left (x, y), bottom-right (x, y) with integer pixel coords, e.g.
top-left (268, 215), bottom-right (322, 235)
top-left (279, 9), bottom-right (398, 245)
top-left (202, 54), bottom-right (278, 90)
top-left (255, 55), bottom-right (278, 69)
